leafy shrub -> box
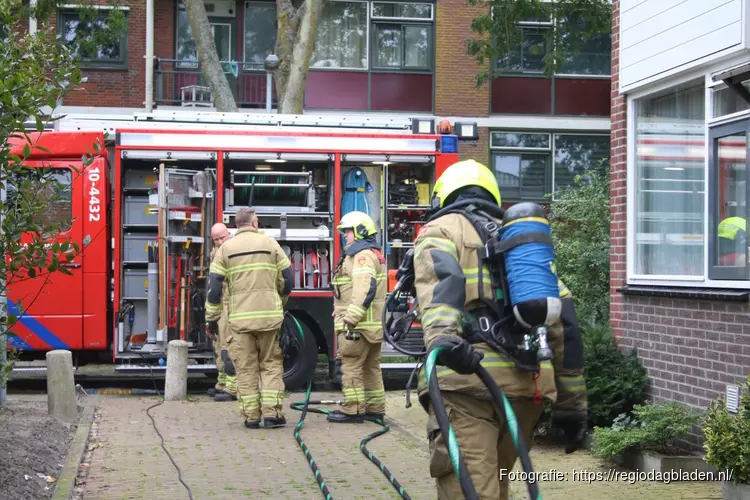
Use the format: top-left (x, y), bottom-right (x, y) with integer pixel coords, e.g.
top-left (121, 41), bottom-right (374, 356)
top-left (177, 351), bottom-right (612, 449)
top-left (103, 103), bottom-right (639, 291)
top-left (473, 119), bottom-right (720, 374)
top-left (592, 401), bottom-right (701, 460)
top-left (702, 376), bottom-right (750, 484)
top-left (549, 165), bottom-right (610, 327)
top-left (583, 324), bottom-right (649, 428)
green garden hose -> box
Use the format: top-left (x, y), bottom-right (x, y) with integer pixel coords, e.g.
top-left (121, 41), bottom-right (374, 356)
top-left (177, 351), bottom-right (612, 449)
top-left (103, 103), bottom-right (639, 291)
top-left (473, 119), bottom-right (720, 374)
top-left (425, 346), bottom-right (542, 500)
top-left (286, 316), bottom-right (412, 500)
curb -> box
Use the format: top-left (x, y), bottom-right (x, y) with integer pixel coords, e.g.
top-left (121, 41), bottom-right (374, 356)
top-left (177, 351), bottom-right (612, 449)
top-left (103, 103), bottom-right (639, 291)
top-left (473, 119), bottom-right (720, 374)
top-left (52, 406), bottom-right (95, 500)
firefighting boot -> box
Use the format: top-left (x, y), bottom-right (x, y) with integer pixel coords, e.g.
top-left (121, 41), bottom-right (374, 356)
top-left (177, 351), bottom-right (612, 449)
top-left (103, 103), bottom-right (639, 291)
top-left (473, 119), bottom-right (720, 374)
top-left (263, 416), bottom-right (287, 428)
top-left (207, 388), bottom-right (219, 397)
top-left (244, 420), bottom-right (260, 429)
top-left (327, 410), bottom-right (364, 424)
top-left (214, 392), bottom-right (237, 402)
top-left (364, 413), bottom-right (385, 423)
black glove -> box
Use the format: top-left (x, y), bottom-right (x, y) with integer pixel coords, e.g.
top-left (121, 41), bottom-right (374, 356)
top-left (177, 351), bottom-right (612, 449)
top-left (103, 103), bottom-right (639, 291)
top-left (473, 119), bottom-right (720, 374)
top-left (279, 327), bottom-right (291, 352)
top-left (206, 321), bottom-right (218, 342)
top-left (430, 335), bottom-right (484, 375)
top-left (551, 413), bottom-right (588, 454)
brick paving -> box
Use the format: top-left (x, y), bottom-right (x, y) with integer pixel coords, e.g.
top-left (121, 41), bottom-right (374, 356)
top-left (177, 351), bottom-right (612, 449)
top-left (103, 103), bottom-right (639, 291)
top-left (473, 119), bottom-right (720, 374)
top-left (80, 392), bottom-right (433, 500)
top-left (78, 391), bottom-right (725, 500)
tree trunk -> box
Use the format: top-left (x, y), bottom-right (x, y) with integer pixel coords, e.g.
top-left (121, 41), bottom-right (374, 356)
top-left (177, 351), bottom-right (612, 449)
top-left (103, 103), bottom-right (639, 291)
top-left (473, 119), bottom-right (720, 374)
top-left (275, 0), bottom-right (325, 114)
top-left (184, 0), bottom-right (238, 112)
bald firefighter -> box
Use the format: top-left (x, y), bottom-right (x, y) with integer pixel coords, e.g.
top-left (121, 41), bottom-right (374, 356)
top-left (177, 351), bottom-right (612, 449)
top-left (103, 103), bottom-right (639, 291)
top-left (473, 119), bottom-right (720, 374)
top-left (412, 160), bottom-right (587, 499)
top-left (206, 222), bottom-right (238, 402)
top-left (328, 211), bottom-right (387, 424)
top-left (205, 207), bottom-right (293, 429)
top-left (718, 216), bottom-right (746, 266)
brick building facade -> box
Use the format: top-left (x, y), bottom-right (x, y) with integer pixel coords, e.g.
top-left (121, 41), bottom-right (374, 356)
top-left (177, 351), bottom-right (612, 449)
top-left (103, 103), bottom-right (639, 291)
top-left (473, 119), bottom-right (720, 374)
top-left (611, 0), bottom-right (750, 448)
top-left (25, 0), bottom-right (611, 208)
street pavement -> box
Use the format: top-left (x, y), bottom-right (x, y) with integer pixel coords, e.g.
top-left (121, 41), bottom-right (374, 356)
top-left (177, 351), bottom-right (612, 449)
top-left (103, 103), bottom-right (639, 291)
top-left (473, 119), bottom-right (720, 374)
top-left (74, 391), bottom-right (724, 500)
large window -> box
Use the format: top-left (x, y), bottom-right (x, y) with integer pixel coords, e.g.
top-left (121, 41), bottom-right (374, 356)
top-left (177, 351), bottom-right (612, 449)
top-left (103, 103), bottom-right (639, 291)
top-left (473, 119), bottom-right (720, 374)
top-left (495, 14), bottom-right (611, 76)
top-left (632, 81), bottom-right (706, 278)
top-left (176, 7), bottom-right (233, 69)
top-left (57, 8), bottom-right (128, 68)
top-left (490, 131), bottom-right (610, 201)
top-left (311, 1), bottom-right (368, 69)
top-left (309, 0), bottom-right (434, 72)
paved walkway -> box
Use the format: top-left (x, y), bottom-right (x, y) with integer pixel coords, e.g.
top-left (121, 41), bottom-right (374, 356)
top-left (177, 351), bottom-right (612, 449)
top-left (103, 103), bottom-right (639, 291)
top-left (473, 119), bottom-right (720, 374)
top-left (75, 391), bottom-right (725, 500)
top-left (78, 392), bottom-right (433, 500)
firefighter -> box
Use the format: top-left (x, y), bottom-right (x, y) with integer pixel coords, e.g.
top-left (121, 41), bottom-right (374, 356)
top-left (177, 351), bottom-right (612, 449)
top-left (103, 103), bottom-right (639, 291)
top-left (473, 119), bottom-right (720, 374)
top-left (206, 223), bottom-right (238, 402)
top-left (328, 211), bottom-right (387, 424)
top-left (412, 159), bottom-right (587, 499)
top-left (718, 216), bottom-right (746, 266)
top-left (205, 207), bottom-right (293, 429)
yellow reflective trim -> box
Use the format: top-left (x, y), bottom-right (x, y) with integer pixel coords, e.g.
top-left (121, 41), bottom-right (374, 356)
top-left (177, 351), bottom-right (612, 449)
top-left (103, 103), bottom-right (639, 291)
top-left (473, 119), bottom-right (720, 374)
top-left (205, 302), bottom-right (222, 313)
top-left (209, 262), bottom-right (227, 276)
top-left (421, 306), bottom-right (461, 328)
top-left (503, 216), bottom-right (549, 228)
top-left (333, 277), bottom-right (352, 284)
top-left (277, 255), bottom-right (291, 270)
top-left (415, 237), bottom-right (458, 260)
top-left (348, 304), bottom-right (366, 315)
top-left (227, 263), bottom-right (278, 275)
top-left (228, 310), bottom-right (283, 320)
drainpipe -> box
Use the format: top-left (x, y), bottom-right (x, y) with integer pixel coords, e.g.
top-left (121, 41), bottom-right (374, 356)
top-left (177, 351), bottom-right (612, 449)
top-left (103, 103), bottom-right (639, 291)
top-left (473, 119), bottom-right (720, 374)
top-left (29, 0), bottom-right (37, 34)
top-left (144, 0), bottom-right (154, 112)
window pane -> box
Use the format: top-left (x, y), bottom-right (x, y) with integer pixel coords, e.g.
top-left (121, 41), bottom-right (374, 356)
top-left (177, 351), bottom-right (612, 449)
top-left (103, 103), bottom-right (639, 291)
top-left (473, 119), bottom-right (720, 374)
top-left (244, 5), bottom-right (276, 67)
top-left (712, 83), bottom-right (750, 118)
top-left (715, 134), bottom-right (747, 268)
top-left (311, 1), bottom-right (367, 69)
top-left (634, 82), bottom-right (706, 276)
top-left (176, 10), bottom-right (197, 66)
top-left (491, 132), bottom-right (550, 149)
top-left (60, 11), bottom-right (123, 62)
top-left (374, 24), bottom-right (402, 68)
top-left (553, 134), bottom-right (610, 192)
top-left (557, 15), bottom-right (611, 75)
top-left (404, 25), bottom-right (429, 68)
top-left (372, 2), bottom-right (432, 19)
top-left (213, 24), bottom-right (232, 61)
top-left (496, 27), bottom-right (547, 73)
top-left (493, 153), bottom-right (548, 200)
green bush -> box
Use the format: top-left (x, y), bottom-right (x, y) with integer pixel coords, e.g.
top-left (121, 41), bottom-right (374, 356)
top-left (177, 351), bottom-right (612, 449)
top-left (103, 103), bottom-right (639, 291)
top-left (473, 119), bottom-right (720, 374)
top-left (592, 401), bottom-right (702, 460)
top-left (549, 165), bottom-right (610, 327)
top-left (702, 376), bottom-right (750, 485)
top-left (583, 324), bottom-right (649, 428)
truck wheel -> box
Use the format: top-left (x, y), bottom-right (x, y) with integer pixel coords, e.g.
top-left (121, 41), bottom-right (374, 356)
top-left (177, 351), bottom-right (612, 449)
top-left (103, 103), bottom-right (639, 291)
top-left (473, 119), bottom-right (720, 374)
top-left (282, 313), bottom-right (318, 391)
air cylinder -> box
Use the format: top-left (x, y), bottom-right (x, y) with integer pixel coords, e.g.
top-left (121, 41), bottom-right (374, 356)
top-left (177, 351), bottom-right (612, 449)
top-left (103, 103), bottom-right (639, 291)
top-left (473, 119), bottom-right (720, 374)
top-left (499, 202), bottom-right (561, 329)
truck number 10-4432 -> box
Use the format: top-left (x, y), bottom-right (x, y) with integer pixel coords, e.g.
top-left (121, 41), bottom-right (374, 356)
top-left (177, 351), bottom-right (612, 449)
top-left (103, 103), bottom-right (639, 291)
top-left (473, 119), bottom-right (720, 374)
top-left (88, 166), bottom-right (101, 222)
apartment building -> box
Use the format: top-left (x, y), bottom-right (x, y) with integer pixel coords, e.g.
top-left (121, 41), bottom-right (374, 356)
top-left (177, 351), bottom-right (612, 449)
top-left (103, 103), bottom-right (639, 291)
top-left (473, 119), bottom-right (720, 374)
top-left (611, 0), bottom-right (750, 447)
top-left (24, 0), bottom-right (611, 207)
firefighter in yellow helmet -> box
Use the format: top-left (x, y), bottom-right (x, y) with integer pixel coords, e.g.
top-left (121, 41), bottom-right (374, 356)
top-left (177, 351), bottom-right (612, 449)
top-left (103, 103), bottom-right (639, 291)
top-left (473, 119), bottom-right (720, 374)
top-left (328, 211), bottom-right (387, 423)
top-left (718, 216), bottom-right (746, 266)
top-left (205, 207), bottom-right (293, 429)
top-left (412, 159), bottom-right (587, 499)
top-left (206, 222), bottom-right (238, 402)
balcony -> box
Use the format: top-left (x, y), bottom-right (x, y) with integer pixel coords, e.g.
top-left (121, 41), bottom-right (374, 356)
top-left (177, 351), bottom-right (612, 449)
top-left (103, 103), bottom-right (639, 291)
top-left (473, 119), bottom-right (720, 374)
top-left (155, 59), bottom-right (277, 109)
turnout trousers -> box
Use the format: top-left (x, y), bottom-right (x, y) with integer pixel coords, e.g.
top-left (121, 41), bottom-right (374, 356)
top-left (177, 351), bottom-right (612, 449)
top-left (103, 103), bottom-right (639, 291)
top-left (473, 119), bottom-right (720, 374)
top-left (214, 310), bottom-right (237, 395)
top-left (228, 327), bottom-right (286, 423)
top-left (426, 391), bottom-right (543, 499)
top-left (336, 332), bottom-right (386, 415)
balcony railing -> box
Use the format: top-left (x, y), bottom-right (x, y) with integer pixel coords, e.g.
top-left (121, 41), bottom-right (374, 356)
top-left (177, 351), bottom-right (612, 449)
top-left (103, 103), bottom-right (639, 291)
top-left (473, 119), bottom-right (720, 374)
top-left (155, 58), bottom-right (278, 109)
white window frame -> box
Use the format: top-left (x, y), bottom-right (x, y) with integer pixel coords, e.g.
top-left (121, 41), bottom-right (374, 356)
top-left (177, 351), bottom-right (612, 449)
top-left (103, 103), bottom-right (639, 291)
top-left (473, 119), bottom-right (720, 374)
top-left (489, 130), bottom-right (610, 201)
top-left (311, 0), bottom-right (371, 71)
top-left (624, 57), bottom-right (750, 289)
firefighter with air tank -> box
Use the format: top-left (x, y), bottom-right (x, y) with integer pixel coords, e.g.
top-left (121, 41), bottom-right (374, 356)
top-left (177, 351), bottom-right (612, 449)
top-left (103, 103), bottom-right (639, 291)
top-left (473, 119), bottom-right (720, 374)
top-left (205, 207), bottom-right (293, 429)
top-left (328, 211), bottom-right (388, 424)
top-left (406, 159), bottom-right (588, 499)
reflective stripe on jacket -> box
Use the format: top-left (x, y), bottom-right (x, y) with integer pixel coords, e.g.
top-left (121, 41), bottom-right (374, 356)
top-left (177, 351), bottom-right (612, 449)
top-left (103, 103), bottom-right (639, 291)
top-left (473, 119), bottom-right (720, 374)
top-left (332, 246), bottom-right (386, 343)
top-left (205, 226), bottom-right (293, 332)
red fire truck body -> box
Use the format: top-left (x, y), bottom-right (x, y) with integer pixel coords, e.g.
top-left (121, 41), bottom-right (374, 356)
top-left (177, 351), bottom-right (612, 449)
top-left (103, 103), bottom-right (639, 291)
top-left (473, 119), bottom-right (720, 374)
top-left (7, 111), bottom-right (472, 386)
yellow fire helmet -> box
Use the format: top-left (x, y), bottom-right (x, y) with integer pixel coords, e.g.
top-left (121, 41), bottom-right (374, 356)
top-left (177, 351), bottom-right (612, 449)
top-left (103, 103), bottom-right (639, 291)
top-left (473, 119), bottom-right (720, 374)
top-left (431, 159), bottom-right (502, 209)
top-left (718, 216), bottom-right (746, 241)
top-left (337, 211), bottom-right (378, 240)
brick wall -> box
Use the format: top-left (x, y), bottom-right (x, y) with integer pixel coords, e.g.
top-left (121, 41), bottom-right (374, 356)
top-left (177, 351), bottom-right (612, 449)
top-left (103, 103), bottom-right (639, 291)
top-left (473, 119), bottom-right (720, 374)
top-left (457, 127), bottom-right (489, 165)
top-left (39, 0), bottom-right (175, 109)
top-left (434, 0), bottom-right (489, 118)
top-left (609, 0), bottom-right (750, 451)
top-left (609, 0), bottom-right (626, 338)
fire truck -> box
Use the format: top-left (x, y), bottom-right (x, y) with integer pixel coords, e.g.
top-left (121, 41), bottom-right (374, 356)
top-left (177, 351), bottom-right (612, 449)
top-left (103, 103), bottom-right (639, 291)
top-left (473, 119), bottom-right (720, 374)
top-left (7, 110), bottom-right (477, 388)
